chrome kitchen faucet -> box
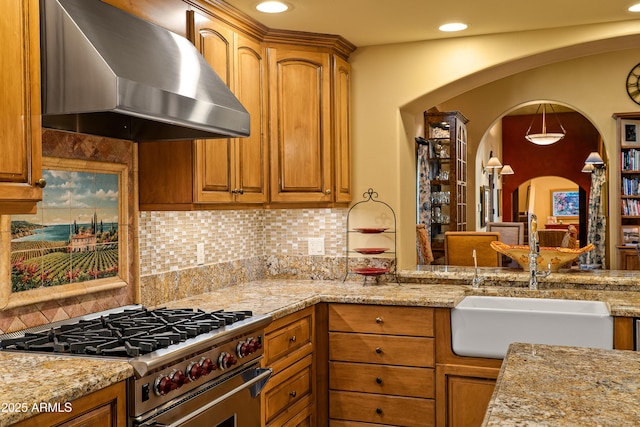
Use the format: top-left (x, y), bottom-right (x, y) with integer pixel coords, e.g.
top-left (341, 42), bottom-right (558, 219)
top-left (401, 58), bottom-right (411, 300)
top-left (528, 214), bottom-right (551, 290)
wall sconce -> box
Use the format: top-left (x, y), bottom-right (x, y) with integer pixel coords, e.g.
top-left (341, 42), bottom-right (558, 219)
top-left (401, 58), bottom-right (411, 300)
top-left (582, 151), bottom-right (605, 172)
top-left (499, 164), bottom-right (515, 180)
top-left (525, 103), bottom-right (566, 145)
top-left (484, 152), bottom-right (502, 173)
top-left (581, 163), bottom-right (595, 173)
top-left (485, 151), bottom-right (502, 222)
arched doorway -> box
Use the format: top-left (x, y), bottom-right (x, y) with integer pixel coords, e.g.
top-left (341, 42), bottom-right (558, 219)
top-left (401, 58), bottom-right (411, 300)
top-left (477, 102), bottom-right (604, 247)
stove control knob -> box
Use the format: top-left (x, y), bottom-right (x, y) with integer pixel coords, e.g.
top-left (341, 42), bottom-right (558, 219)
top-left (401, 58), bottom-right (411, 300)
top-left (236, 341), bottom-right (247, 358)
top-left (187, 361), bottom-right (203, 381)
top-left (154, 374), bottom-right (175, 396)
top-left (218, 352), bottom-right (237, 370)
top-left (170, 370), bottom-right (189, 388)
top-left (237, 338), bottom-right (257, 358)
top-left (200, 357), bottom-right (217, 375)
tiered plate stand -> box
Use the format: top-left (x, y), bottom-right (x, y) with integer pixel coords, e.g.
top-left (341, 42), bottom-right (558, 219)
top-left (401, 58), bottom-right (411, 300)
top-left (344, 188), bottom-right (397, 284)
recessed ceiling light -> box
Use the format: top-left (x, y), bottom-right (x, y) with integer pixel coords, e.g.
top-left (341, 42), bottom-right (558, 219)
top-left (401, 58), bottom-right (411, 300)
top-left (256, 1), bottom-right (289, 13)
top-left (439, 23), bottom-right (468, 32)
top-left (629, 3), bottom-right (640, 12)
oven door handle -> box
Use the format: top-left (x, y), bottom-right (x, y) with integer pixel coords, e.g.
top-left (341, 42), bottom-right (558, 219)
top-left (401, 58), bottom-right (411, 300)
top-left (150, 367), bottom-right (273, 427)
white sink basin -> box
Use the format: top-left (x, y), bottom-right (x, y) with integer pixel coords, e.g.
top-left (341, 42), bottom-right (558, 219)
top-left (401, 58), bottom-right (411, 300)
top-left (451, 296), bottom-right (613, 359)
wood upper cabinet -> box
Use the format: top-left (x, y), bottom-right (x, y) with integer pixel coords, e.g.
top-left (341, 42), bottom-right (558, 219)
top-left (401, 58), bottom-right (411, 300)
top-left (268, 47), bottom-right (333, 204)
top-left (0, 0), bottom-right (43, 214)
top-left (138, 10), bottom-right (267, 209)
top-left (333, 55), bottom-right (352, 203)
top-left (192, 12), bottom-right (267, 204)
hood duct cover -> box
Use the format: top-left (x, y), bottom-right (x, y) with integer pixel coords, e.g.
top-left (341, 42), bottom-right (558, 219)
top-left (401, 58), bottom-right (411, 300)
top-left (40, 0), bottom-right (250, 141)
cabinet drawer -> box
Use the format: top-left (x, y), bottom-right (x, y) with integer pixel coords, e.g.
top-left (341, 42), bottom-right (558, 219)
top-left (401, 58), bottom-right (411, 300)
top-left (330, 361), bottom-right (434, 398)
top-left (330, 421), bottom-right (388, 427)
top-left (329, 332), bottom-right (434, 367)
top-left (329, 304), bottom-right (434, 337)
top-left (265, 311), bottom-right (312, 366)
top-left (330, 390), bottom-right (434, 427)
top-left (269, 403), bottom-right (314, 427)
top-left (264, 355), bottom-right (313, 424)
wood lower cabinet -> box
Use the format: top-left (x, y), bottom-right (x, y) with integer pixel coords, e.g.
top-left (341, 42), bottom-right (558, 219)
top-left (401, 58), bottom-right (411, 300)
top-left (434, 308), bottom-right (502, 427)
top-left (618, 246), bottom-right (640, 270)
top-left (12, 381), bottom-right (126, 427)
top-left (0, 0), bottom-right (43, 214)
top-left (262, 306), bottom-right (315, 427)
top-left (436, 364), bottom-right (498, 427)
top-left (328, 304), bottom-right (435, 427)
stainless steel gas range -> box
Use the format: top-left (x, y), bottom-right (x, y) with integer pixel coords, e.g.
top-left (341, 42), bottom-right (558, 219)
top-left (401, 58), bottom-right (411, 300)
top-left (0, 305), bottom-right (273, 426)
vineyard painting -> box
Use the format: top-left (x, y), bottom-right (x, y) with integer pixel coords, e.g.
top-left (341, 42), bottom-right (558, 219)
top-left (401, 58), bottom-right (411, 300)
top-left (10, 169), bottom-right (119, 293)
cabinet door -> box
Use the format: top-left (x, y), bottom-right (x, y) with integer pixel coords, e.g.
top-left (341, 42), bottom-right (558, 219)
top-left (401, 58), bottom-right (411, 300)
top-left (12, 381), bottom-right (126, 427)
top-left (436, 364), bottom-right (498, 427)
top-left (333, 55), bottom-right (352, 203)
top-left (193, 14), bottom-right (267, 204)
top-left (268, 48), bottom-right (332, 203)
top-left (0, 0), bottom-right (43, 213)
top-left (193, 15), bottom-right (236, 203)
top-left (234, 33), bottom-right (267, 203)
top-left (619, 247), bottom-right (640, 270)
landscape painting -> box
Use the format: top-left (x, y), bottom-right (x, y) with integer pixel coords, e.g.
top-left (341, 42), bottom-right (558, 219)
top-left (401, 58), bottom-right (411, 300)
top-left (10, 169), bottom-right (119, 293)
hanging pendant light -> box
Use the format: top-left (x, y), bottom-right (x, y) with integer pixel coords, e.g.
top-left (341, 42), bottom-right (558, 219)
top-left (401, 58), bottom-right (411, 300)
top-left (525, 104), bottom-right (566, 145)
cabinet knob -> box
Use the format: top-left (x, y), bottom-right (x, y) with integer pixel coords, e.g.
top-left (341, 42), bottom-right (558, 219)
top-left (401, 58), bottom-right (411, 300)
top-left (325, 189), bottom-right (332, 195)
top-left (35, 178), bottom-right (47, 188)
top-left (289, 335), bottom-right (297, 343)
top-left (375, 317), bottom-right (383, 324)
top-left (289, 390), bottom-right (297, 398)
top-left (238, 188), bottom-right (244, 195)
top-left (376, 408), bottom-right (383, 414)
top-left (375, 347), bottom-right (383, 354)
top-left (376, 377), bottom-right (383, 384)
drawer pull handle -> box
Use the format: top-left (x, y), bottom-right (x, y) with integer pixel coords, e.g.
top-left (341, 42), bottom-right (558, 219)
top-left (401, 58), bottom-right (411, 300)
top-left (375, 347), bottom-right (383, 354)
top-left (376, 377), bottom-right (383, 384)
top-left (289, 390), bottom-right (297, 398)
top-left (376, 408), bottom-right (383, 415)
top-left (289, 335), bottom-right (297, 342)
top-left (375, 317), bottom-right (383, 324)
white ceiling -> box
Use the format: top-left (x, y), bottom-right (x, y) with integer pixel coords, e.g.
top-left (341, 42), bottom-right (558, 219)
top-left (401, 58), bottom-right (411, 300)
top-left (223, 0), bottom-right (640, 47)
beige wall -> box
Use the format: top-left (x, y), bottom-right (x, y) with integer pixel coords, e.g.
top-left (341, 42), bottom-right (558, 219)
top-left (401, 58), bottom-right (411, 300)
top-left (349, 20), bottom-right (640, 269)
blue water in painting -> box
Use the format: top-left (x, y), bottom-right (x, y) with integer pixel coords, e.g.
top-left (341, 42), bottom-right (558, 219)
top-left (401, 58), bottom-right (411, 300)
top-left (13, 223), bottom-right (118, 242)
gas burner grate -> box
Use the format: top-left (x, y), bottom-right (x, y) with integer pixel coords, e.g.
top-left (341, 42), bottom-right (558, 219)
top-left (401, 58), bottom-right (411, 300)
top-left (0, 307), bottom-right (253, 358)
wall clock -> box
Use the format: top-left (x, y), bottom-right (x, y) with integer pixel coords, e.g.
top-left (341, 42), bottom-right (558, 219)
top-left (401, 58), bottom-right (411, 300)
top-left (626, 63), bottom-right (640, 105)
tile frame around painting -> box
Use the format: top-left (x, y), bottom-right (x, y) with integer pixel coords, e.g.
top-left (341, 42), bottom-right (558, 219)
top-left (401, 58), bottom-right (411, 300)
top-left (1, 157), bottom-right (129, 309)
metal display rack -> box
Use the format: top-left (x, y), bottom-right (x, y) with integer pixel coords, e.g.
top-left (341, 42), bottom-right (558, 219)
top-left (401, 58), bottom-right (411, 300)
top-left (344, 188), bottom-right (397, 284)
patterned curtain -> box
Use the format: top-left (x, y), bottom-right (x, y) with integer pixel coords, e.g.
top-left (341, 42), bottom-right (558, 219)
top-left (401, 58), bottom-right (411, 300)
top-left (417, 144), bottom-right (431, 227)
top-left (579, 167), bottom-right (606, 268)
top-left (416, 144), bottom-right (432, 264)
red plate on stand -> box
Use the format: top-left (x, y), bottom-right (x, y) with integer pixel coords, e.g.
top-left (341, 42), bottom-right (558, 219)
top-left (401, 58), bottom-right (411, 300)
top-left (352, 267), bottom-right (389, 276)
top-left (353, 227), bottom-right (389, 234)
top-left (354, 248), bottom-right (389, 255)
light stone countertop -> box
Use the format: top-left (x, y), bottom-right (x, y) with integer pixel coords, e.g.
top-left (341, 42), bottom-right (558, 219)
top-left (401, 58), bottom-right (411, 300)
top-left (0, 352), bottom-right (132, 426)
top-left (483, 342), bottom-right (640, 426)
top-left (5, 274), bottom-right (640, 426)
top-left (156, 277), bottom-right (640, 318)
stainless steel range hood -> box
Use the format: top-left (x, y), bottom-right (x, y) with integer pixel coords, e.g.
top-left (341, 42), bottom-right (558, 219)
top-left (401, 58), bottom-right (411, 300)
top-left (40, 0), bottom-right (250, 141)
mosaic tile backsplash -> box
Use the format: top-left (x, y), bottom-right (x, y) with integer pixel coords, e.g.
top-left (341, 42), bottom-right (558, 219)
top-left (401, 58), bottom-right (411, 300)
top-left (138, 208), bottom-right (347, 277)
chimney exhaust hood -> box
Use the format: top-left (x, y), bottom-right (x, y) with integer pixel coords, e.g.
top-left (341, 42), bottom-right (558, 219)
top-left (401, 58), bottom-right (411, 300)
top-left (39, 0), bottom-right (250, 141)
